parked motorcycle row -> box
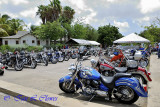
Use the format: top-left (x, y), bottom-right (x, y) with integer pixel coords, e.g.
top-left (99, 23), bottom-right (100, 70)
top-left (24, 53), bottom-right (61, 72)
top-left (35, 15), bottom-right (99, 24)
top-left (59, 47), bottom-right (152, 104)
top-left (0, 47), bottom-right (101, 74)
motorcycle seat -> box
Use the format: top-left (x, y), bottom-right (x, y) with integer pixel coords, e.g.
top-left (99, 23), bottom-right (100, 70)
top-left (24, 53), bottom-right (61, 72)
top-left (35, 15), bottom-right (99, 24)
top-left (100, 73), bottom-right (131, 89)
top-left (115, 67), bottom-right (127, 73)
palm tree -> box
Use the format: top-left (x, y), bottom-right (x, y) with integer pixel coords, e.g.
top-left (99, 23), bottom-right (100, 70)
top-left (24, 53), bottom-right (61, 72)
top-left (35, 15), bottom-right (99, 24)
top-left (61, 6), bottom-right (75, 24)
top-left (8, 19), bottom-right (26, 34)
top-left (49, 0), bottom-right (62, 21)
top-left (36, 5), bottom-right (48, 24)
top-left (37, 0), bottom-right (62, 24)
top-left (0, 14), bottom-right (10, 24)
top-left (0, 28), bottom-right (9, 37)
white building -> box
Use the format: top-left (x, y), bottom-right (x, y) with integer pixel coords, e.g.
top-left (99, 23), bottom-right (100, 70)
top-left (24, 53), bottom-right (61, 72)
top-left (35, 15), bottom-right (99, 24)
top-left (0, 31), bottom-right (50, 46)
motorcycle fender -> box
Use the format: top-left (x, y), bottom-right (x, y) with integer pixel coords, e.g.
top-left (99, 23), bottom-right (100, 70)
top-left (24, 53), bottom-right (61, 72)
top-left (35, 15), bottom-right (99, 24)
top-left (115, 77), bottom-right (148, 97)
top-left (59, 75), bottom-right (82, 88)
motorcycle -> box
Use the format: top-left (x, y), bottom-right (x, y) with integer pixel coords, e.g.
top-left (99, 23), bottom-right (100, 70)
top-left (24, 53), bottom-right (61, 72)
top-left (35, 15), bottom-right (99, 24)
top-left (55, 50), bottom-right (65, 62)
top-left (1, 51), bottom-right (24, 71)
top-left (46, 50), bottom-right (58, 64)
top-left (78, 46), bottom-right (91, 60)
top-left (90, 52), bottom-right (152, 86)
top-left (59, 60), bottom-right (148, 104)
top-left (63, 50), bottom-right (70, 61)
top-left (21, 51), bottom-right (37, 69)
top-left (35, 52), bottom-right (48, 66)
top-left (70, 50), bottom-right (78, 59)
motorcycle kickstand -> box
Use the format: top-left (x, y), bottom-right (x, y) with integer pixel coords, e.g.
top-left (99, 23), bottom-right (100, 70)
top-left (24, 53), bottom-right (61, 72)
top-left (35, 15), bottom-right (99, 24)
top-left (89, 95), bottom-right (95, 102)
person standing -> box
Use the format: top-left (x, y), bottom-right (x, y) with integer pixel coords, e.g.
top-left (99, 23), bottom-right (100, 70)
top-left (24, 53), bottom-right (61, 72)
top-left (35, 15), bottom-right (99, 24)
top-left (158, 42), bottom-right (160, 58)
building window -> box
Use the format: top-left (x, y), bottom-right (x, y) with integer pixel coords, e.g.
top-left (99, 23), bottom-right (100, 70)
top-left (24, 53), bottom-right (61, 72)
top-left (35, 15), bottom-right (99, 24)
top-left (23, 40), bottom-right (26, 44)
top-left (37, 40), bottom-right (40, 45)
top-left (5, 41), bottom-right (8, 45)
top-left (16, 40), bottom-right (19, 44)
top-left (32, 40), bottom-right (35, 43)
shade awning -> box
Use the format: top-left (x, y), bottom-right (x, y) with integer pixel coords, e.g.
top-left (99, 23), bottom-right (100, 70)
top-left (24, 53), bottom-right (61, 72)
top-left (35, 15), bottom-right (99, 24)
top-left (113, 33), bottom-right (150, 43)
top-left (66, 38), bottom-right (100, 45)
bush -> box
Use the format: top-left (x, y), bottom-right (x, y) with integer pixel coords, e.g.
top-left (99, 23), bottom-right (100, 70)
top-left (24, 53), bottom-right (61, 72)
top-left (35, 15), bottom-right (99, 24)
top-left (0, 45), bottom-right (11, 53)
top-left (0, 45), bottom-right (43, 53)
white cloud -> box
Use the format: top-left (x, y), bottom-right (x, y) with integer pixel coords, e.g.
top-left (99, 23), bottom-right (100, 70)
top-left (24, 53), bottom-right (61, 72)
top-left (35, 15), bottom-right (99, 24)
top-left (11, 0), bottom-right (29, 5)
top-left (20, 7), bottom-right (38, 18)
top-left (106, 0), bottom-right (116, 3)
top-left (34, 19), bottom-right (42, 26)
top-left (114, 20), bottom-right (129, 32)
top-left (139, 0), bottom-right (160, 14)
top-left (0, 0), bottom-right (29, 5)
top-left (82, 9), bottom-right (97, 24)
top-left (114, 20), bottom-right (129, 28)
top-left (0, 0), bottom-right (8, 5)
top-left (3, 12), bottom-right (19, 18)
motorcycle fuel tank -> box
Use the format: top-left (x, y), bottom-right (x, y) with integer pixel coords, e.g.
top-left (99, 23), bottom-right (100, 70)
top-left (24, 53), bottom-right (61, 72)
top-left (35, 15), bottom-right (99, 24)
top-left (79, 67), bottom-right (101, 80)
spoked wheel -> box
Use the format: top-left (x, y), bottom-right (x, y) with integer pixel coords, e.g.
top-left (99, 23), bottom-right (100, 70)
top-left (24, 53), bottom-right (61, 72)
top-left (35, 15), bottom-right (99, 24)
top-left (114, 86), bottom-right (139, 104)
top-left (139, 59), bottom-right (148, 68)
top-left (59, 81), bottom-right (78, 93)
top-left (58, 57), bottom-right (64, 62)
top-left (65, 55), bottom-right (70, 61)
top-left (43, 58), bottom-right (48, 66)
top-left (14, 61), bottom-right (24, 71)
top-left (51, 58), bottom-right (58, 64)
top-left (30, 60), bottom-right (37, 69)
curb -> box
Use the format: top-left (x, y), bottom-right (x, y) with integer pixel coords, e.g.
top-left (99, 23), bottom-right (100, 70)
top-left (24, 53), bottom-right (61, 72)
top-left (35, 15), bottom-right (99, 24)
top-left (0, 80), bottom-right (112, 107)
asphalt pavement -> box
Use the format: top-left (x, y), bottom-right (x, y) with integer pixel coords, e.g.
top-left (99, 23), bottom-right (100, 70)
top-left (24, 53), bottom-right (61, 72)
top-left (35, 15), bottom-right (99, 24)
top-left (0, 56), bottom-right (148, 107)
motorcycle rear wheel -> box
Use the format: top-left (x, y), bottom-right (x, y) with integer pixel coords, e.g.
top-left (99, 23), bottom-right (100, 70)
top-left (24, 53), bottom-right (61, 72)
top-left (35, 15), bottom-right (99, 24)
top-left (114, 86), bottom-right (139, 104)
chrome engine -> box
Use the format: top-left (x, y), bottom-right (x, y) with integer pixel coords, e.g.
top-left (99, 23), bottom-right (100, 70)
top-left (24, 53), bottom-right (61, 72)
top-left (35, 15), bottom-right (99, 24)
top-left (81, 79), bottom-right (108, 97)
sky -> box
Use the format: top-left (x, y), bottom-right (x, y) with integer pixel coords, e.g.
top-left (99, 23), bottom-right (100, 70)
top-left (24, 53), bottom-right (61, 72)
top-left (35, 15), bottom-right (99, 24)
top-left (1, 0), bottom-right (160, 36)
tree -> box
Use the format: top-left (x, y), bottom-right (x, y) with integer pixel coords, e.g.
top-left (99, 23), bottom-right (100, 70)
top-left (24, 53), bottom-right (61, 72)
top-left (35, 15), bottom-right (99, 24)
top-left (34, 21), bottom-right (65, 44)
top-left (36, 5), bottom-right (48, 24)
top-left (0, 14), bottom-right (10, 24)
top-left (85, 24), bottom-right (99, 41)
top-left (61, 6), bottom-right (75, 24)
top-left (0, 28), bottom-right (9, 37)
top-left (97, 25), bottom-right (122, 48)
top-left (30, 25), bottom-right (38, 34)
top-left (73, 23), bottom-right (87, 39)
top-left (36, 0), bottom-right (62, 24)
top-left (62, 23), bottom-right (74, 42)
top-left (8, 19), bottom-right (26, 34)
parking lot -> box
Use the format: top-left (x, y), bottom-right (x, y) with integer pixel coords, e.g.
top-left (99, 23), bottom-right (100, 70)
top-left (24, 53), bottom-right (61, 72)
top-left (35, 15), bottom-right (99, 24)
top-left (0, 56), bottom-right (149, 107)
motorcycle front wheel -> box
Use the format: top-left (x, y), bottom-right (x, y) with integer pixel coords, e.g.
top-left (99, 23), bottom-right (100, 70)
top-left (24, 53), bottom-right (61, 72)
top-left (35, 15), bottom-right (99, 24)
top-left (31, 60), bottom-right (37, 69)
top-left (139, 58), bottom-right (148, 67)
top-left (43, 58), bottom-right (48, 66)
top-left (51, 58), bottom-right (58, 64)
top-left (59, 81), bottom-right (79, 93)
top-left (114, 86), bottom-right (139, 104)
top-left (14, 61), bottom-right (24, 71)
top-left (65, 55), bottom-right (70, 61)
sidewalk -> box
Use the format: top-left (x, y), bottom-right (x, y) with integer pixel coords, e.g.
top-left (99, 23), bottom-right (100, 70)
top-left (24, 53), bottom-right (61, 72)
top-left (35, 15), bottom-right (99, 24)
top-left (148, 55), bottom-right (160, 107)
top-left (0, 80), bottom-right (113, 107)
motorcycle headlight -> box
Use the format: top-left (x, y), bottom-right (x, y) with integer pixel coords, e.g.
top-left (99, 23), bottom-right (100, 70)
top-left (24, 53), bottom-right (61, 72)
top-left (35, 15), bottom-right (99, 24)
top-left (68, 66), bottom-right (76, 73)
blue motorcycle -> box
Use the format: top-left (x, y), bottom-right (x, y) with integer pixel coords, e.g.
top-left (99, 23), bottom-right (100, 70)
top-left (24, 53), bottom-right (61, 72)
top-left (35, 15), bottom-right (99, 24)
top-left (46, 51), bottom-right (58, 64)
top-left (59, 61), bottom-right (148, 104)
top-left (55, 51), bottom-right (65, 62)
